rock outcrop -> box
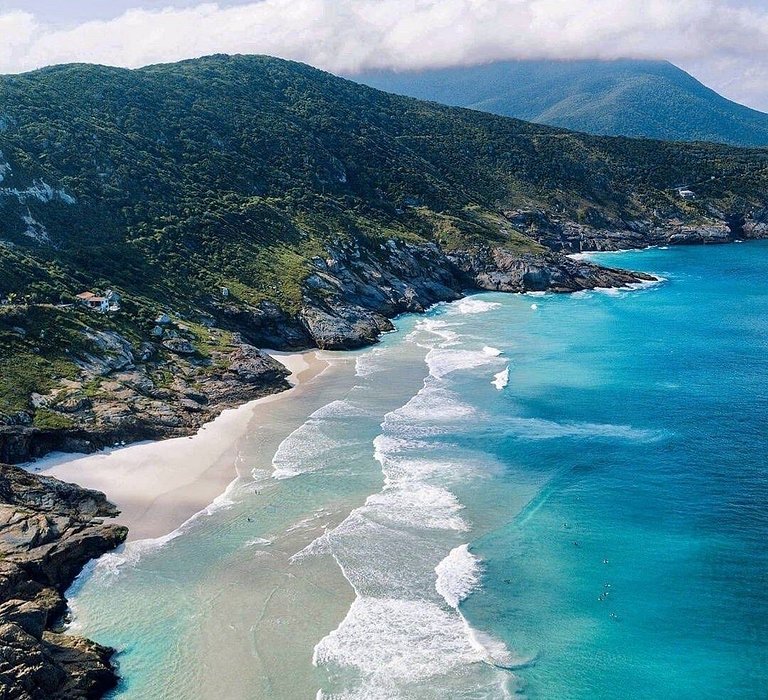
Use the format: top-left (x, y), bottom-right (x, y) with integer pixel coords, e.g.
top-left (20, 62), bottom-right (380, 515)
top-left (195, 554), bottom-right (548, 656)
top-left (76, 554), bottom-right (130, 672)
top-left (503, 208), bottom-right (768, 252)
top-left (449, 247), bottom-right (654, 292)
top-left (0, 337), bottom-right (291, 465)
top-left (209, 239), bottom-right (652, 351)
top-left (0, 464), bottom-right (127, 698)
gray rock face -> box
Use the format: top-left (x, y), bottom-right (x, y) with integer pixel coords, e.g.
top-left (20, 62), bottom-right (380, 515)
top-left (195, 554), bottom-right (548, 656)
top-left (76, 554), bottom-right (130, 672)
top-left (450, 248), bottom-right (654, 292)
top-left (227, 345), bottom-right (290, 384)
top-left (284, 240), bottom-right (650, 349)
top-left (293, 241), bottom-right (462, 350)
top-left (161, 338), bottom-right (197, 355)
top-left (0, 464), bottom-right (127, 699)
top-left (502, 208), bottom-right (761, 252)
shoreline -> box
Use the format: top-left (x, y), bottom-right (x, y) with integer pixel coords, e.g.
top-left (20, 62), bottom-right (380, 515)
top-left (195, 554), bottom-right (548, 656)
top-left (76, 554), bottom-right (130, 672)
top-left (26, 350), bottom-right (330, 541)
top-left (21, 240), bottom-right (677, 544)
top-left (18, 242), bottom-right (682, 542)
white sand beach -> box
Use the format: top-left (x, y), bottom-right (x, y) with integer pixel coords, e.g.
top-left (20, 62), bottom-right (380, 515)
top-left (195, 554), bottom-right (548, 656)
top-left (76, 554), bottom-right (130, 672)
top-left (26, 351), bottom-right (330, 541)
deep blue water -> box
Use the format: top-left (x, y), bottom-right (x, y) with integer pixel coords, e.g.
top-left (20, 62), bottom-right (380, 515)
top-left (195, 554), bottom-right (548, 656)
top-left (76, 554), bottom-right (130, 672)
top-left (458, 243), bottom-right (768, 698)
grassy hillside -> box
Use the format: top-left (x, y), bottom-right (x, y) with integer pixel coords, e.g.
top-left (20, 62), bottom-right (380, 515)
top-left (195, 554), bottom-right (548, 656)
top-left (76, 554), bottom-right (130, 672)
top-left (351, 59), bottom-right (768, 147)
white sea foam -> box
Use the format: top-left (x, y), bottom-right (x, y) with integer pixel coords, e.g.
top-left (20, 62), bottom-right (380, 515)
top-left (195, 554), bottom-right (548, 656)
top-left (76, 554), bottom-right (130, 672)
top-left (464, 622), bottom-right (534, 671)
top-left (426, 347), bottom-right (502, 379)
top-left (435, 545), bottom-right (481, 609)
top-left (244, 537), bottom-right (273, 547)
top-left (483, 346), bottom-right (502, 356)
top-left (411, 318), bottom-right (462, 347)
top-left (591, 276), bottom-right (665, 296)
top-left (492, 366), bottom-right (510, 390)
top-left (384, 385), bottom-right (476, 427)
top-left (453, 298), bottom-right (502, 315)
top-left (367, 485), bottom-right (468, 531)
top-left (313, 596), bottom-right (512, 699)
top-left (378, 454), bottom-right (472, 485)
top-left (505, 416), bottom-right (668, 442)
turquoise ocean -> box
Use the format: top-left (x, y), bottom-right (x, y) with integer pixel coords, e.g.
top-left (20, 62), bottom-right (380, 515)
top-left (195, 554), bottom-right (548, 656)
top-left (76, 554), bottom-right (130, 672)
top-left (68, 242), bottom-right (768, 699)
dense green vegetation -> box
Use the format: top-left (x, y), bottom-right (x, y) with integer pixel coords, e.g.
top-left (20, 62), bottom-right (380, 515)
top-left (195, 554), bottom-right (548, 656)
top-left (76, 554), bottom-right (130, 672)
top-left (1, 54), bottom-right (768, 414)
top-left (352, 59), bottom-right (768, 147)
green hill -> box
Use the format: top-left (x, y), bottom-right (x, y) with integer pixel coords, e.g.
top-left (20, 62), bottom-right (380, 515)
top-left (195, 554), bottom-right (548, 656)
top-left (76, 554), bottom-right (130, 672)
top-left (2, 53), bottom-right (767, 309)
top-left (351, 59), bottom-right (768, 147)
top-left (1, 54), bottom-right (768, 448)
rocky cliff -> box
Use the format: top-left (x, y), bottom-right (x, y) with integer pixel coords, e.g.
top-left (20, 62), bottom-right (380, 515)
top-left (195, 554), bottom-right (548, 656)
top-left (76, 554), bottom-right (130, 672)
top-left (210, 239), bottom-right (654, 351)
top-left (0, 239), bottom-right (653, 465)
top-left (505, 207), bottom-right (768, 252)
top-left (0, 464), bottom-right (127, 698)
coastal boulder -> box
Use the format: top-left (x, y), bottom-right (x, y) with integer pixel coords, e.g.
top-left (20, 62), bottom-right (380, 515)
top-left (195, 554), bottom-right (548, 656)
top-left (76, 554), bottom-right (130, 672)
top-left (227, 345), bottom-right (289, 384)
top-left (162, 338), bottom-right (197, 355)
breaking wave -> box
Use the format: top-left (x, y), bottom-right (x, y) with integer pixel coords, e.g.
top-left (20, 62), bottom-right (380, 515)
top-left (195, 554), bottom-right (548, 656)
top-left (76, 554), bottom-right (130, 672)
top-left (435, 544), bottom-right (482, 609)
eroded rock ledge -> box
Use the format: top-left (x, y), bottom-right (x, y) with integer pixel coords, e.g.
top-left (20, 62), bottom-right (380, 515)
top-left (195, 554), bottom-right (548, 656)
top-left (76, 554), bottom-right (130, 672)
top-left (0, 464), bottom-right (127, 698)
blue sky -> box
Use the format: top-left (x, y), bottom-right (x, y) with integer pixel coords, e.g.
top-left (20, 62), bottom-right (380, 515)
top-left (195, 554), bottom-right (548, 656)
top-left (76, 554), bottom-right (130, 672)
top-left (0, 0), bottom-right (766, 111)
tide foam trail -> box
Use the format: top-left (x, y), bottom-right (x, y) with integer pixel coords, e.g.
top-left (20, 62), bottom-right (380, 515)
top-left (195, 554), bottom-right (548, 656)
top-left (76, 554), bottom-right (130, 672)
top-left (504, 417), bottom-right (669, 442)
top-left (272, 399), bottom-right (364, 479)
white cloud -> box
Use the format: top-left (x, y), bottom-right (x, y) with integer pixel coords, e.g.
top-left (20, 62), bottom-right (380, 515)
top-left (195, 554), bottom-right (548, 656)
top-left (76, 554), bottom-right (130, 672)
top-left (1, 0), bottom-right (767, 110)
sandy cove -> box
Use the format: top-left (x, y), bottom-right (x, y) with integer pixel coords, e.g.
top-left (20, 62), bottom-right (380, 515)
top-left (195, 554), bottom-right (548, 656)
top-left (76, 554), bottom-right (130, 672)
top-left (25, 351), bottom-right (329, 542)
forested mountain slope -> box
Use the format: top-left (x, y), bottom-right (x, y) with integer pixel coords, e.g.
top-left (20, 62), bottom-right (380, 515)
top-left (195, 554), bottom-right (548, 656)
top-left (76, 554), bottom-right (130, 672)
top-left (351, 59), bottom-right (768, 147)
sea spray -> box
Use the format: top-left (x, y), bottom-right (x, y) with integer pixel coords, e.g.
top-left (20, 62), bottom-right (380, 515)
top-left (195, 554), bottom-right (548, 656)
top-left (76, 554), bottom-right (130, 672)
top-left (492, 366), bottom-right (510, 390)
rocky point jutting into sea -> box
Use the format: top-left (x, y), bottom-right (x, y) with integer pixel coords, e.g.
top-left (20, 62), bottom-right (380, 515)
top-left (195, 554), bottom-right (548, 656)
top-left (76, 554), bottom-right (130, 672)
top-left (0, 463), bottom-right (126, 698)
top-left (0, 242), bottom-right (655, 467)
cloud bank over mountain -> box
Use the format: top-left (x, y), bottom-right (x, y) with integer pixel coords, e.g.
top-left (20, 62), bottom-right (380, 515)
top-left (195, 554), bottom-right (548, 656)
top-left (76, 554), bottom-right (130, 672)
top-left (0, 0), bottom-right (766, 110)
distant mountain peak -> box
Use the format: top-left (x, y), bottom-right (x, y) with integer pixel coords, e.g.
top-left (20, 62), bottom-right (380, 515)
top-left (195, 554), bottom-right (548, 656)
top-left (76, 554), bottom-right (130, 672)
top-left (349, 59), bottom-right (768, 147)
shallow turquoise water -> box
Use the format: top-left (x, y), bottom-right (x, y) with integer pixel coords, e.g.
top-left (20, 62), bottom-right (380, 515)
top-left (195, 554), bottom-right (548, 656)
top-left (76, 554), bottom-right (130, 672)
top-left (69, 242), bottom-right (768, 698)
